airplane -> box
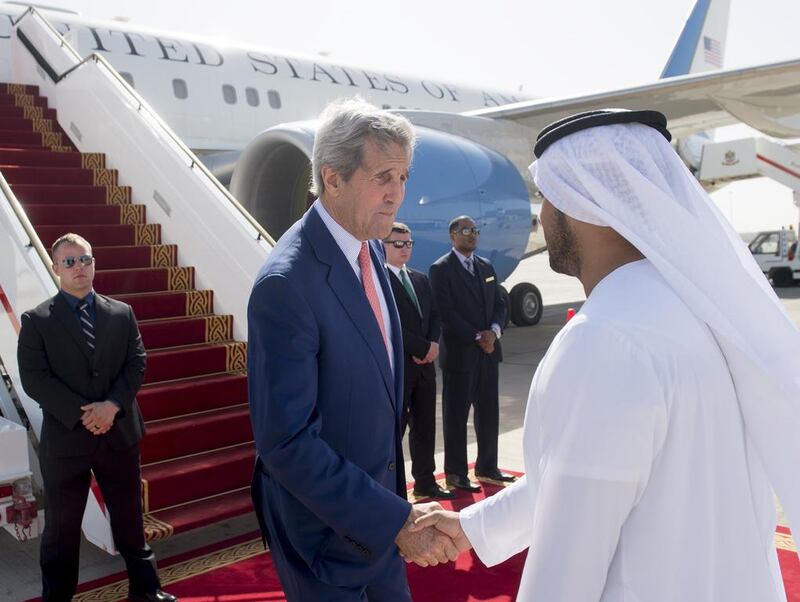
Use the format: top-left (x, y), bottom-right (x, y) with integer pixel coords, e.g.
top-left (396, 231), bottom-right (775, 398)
top-left (1, 0), bottom-right (799, 326)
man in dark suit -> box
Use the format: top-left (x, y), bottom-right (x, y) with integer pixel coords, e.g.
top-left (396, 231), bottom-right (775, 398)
top-left (17, 233), bottom-right (174, 602)
top-left (384, 222), bottom-right (455, 501)
top-left (429, 216), bottom-right (516, 492)
top-left (247, 99), bottom-right (458, 601)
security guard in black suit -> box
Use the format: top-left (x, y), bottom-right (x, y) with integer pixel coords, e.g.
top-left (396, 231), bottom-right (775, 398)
top-left (384, 223), bottom-right (455, 500)
top-left (17, 233), bottom-right (175, 602)
top-left (429, 216), bottom-right (516, 492)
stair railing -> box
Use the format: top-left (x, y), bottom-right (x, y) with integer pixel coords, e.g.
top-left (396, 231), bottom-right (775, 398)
top-left (0, 172), bottom-right (57, 286)
top-left (12, 6), bottom-right (276, 247)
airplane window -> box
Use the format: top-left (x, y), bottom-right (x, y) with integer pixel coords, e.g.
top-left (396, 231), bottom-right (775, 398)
top-left (172, 78), bottom-right (188, 99)
top-left (223, 84), bottom-right (237, 105)
top-left (268, 90), bottom-right (282, 109)
top-left (246, 87), bottom-right (259, 107)
top-left (120, 72), bottom-right (135, 88)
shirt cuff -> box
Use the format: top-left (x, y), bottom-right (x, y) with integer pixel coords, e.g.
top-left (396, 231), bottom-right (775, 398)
top-left (491, 324), bottom-right (502, 339)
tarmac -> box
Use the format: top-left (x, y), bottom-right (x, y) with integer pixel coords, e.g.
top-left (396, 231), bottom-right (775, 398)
top-left (2, 253), bottom-right (798, 601)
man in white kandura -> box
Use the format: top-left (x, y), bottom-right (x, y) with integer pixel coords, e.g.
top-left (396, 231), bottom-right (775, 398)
top-left (411, 109), bottom-right (800, 601)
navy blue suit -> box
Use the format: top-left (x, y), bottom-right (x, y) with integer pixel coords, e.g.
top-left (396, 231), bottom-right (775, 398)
top-left (247, 206), bottom-right (412, 601)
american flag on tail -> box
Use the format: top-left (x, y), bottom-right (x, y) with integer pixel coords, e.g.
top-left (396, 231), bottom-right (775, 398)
top-left (703, 36), bottom-right (722, 67)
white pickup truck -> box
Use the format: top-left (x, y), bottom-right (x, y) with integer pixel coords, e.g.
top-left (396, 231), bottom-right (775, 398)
top-left (749, 229), bottom-right (799, 287)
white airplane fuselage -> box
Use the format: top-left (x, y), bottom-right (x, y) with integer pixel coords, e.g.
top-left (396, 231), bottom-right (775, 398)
top-left (0, 6), bottom-right (528, 152)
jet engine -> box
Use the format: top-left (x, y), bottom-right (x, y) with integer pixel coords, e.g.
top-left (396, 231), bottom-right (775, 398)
top-left (231, 122), bottom-right (532, 284)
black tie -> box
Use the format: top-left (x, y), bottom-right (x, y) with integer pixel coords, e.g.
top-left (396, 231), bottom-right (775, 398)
top-left (78, 301), bottom-right (95, 352)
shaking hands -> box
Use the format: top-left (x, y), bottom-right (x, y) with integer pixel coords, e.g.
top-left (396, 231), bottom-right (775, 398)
top-left (395, 502), bottom-right (472, 567)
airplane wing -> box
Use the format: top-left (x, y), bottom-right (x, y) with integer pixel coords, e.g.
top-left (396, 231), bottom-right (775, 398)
top-left (468, 58), bottom-right (800, 141)
top-left (399, 58), bottom-right (800, 181)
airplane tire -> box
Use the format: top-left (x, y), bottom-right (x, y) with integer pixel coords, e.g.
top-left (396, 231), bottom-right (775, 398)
top-left (500, 286), bottom-right (511, 329)
top-left (510, 282), bottom-right (543, 326)
top-left (770, 267), bottom-right (794, 287)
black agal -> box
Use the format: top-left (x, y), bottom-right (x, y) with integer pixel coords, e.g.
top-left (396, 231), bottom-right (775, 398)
top-left (533, 109), bottom-right (672, 158)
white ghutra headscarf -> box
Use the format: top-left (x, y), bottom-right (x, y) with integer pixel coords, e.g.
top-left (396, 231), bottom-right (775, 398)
top-left (531, 119), bottom-right (800, 547)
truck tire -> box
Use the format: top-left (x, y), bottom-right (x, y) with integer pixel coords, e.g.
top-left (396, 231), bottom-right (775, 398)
top-left (510, 282), bottom-right (543, 326)
top-left (770, 267), bottom-right (794, 287)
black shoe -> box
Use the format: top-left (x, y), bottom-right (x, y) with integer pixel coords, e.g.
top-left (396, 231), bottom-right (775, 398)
top-left (128, 590), bottom-right (178, 602)
top-left (475, 469), bottom-right (517, 483)
top-left (412, 484), bottom-right (457, 499)
top-left (445, 474), bottom-right (481, 492)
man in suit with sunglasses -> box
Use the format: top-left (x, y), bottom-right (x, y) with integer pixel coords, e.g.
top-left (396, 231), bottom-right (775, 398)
top-left (384, 222), bottom-right (455, 501)
top-left (17, 233), bottom-right (174, 602)
top-left (429, 216), bottom-right (515, 493)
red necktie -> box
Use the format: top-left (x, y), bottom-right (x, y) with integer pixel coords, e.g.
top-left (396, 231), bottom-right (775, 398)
top-left (358, 242), bottom-right (389, 350)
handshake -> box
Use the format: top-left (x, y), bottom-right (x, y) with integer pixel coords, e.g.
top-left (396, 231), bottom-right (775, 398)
top-left (394, 502), bottom-right (472, 567)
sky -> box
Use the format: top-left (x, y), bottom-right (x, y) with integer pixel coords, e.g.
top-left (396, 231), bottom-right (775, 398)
top-left (11, 0), bottom-right (800, 233)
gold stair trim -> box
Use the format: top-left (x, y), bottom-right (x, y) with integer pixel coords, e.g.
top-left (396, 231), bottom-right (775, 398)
top-left (30, 117), bottom-right (54, 133)
top-left (185, 290), bottom-right (213, 316)
top-left (93, 167), bottom-right (117, 186)
top-left (225, 342), bottom-right (247, 372)
top-left (150, 244), bottom-right (177, 267)
top-left (134, 224), bottom-right (160, 246)
top-left (205, 315), bottom-right (232, 343)
top-left (776, 531), bottom-right (796, 552)
top-left (6, 84), bottom-right (28, 94)
top-left (119, 204), bottom-right (145, 225)
top-left (22, 105), bottom-right (43, 119)
top-left (81, 153), bottom-right (105, 169)
top-left (167, 266), bottom-right (194, 291)
top-left (14, 93), bottom-right (33, 107)
top-left (142, 512), bottom-right (174, 541)
top-left (106, 185), bottom-right (131, 205)
top-left (40, 131), bottom-right (63, 147)
top-left (141, 477), bottom-right (149, 513)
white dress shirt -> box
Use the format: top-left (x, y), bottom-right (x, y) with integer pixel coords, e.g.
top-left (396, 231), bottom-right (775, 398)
top-left (314, 200), bottom-right (394, 370)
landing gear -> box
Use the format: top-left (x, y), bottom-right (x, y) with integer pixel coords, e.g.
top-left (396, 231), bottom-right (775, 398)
top-left (509, 282), bottom-right (543, 326)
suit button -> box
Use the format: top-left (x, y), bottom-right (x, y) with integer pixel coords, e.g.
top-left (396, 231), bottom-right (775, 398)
top-left (92, 371), bottom-right (99, 377)
top-left (387, 462), bottom-right (396, 471)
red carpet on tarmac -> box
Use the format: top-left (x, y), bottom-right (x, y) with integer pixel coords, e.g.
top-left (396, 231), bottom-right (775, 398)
top-left (22, 470), bottom-right (800, 602)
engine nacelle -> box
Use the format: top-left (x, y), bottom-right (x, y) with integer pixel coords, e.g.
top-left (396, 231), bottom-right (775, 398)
top-left (231, 122), bottom-right (531, 281)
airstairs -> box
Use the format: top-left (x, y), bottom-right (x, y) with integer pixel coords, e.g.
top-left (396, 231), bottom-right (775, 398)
top-left (0, 9), bottom-right (272, 550)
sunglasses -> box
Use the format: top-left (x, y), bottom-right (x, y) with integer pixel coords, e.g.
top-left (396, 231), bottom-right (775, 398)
top-left (385, 240), bottom-right (415, 249)
top-left (60, 255), bottom-right (94, 269)
top-left (457, 227), bottom-right (480, 236)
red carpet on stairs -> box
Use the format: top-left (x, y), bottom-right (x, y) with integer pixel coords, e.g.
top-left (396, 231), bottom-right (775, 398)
top-left (0, 82), bottom-right (255, 542)
top-left (21, 470), bottom-right (800, 602)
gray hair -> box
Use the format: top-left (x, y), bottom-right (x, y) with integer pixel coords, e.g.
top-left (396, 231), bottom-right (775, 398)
top-left (311, 97), bottom-right (416, 196)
